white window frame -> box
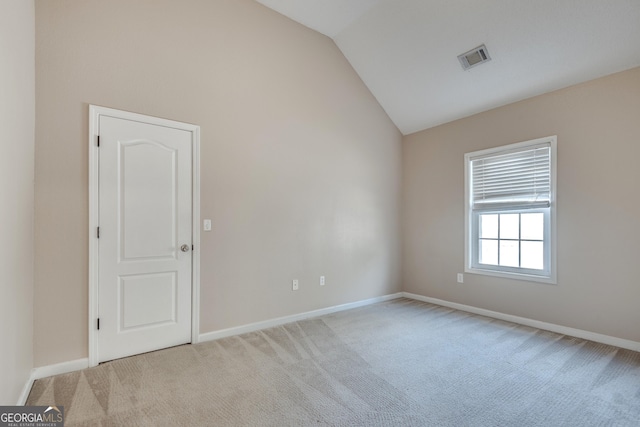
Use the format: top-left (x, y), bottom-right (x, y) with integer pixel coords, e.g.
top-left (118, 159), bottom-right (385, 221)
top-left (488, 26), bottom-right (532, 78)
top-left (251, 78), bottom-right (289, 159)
top-left (464, 136), bottom-right (557, 284)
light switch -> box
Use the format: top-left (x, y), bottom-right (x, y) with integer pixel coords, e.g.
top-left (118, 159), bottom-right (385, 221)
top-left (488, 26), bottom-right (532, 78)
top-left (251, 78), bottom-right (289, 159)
top-left (203, 219), bottom-right (212, 231)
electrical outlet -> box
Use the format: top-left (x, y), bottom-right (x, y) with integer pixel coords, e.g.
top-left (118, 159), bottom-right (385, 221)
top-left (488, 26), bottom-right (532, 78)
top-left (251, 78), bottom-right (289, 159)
top-left (292, 279), bottom-right (299, 291)
top-left (457, 273), bottom-right (464, 283)
top-left (320, 276), bottom-right (325, 286)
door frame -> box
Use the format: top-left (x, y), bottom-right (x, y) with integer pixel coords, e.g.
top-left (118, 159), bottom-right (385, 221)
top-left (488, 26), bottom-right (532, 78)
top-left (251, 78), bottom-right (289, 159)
top-left (88, 105), bottom-right (201, 367)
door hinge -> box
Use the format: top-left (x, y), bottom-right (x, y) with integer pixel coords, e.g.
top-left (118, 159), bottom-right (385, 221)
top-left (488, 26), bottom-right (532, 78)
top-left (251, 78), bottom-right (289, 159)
top-left (192, 245), bottom-right (194, 251)
top-left (97, 318), bottom-right (100, 330)
top-left (97, 135), bottom-right (100, 147)
top-left (97, 227), bottom-right (100, 238)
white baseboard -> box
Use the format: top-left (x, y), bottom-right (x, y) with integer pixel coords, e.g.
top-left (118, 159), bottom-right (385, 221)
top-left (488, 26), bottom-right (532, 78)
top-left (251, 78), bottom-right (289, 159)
top-left (18, 358), bottom-right (90, 405)
top-left (18, 291), bottom-right (639, 404)
top-left (31, 358), bottom-right (90, 381)
top-left (402, 292), bottom-right (640, 352)
top-left (199, 292), bottom-right (403, 343)
top-left (19, 294), bottom-right (403, 404)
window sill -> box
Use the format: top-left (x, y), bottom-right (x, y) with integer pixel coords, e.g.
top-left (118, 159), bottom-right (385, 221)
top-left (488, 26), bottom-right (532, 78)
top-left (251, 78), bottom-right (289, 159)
top-left (465, 266), bottom-right (557, 285)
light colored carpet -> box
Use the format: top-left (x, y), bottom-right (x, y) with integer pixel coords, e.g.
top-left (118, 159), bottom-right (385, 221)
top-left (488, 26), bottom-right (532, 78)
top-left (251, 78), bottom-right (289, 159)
top-left (27, 298), bottom-right (640, 426)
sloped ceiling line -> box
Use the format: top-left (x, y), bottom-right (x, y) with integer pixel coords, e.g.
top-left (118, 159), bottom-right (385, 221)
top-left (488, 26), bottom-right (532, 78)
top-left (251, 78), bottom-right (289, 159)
top-left (257, 0), bottom-right (640, 135)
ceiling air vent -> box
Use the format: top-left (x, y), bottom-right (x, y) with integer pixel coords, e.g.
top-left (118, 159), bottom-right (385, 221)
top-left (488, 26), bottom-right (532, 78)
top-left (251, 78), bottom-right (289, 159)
top-left (458, 44), bottom-right (491, 70)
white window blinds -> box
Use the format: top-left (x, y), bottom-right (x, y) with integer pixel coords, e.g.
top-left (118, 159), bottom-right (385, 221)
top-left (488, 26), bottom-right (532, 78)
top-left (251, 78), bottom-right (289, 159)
top-left (470, 143), bottom-right (551, 210)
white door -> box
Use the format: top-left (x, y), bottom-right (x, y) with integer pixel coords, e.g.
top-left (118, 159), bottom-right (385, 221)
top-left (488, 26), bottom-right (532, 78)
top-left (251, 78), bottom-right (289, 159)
top-left (97, 114), bottom-right (193, 363)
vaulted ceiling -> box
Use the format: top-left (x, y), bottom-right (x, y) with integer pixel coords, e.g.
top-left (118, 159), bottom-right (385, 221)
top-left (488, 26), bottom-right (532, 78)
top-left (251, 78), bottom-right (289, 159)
top-left (256, 0), bottom-right (640, 135)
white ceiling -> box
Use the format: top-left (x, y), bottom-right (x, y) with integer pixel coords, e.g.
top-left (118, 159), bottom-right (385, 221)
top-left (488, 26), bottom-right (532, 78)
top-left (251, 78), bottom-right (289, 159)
top-left (256, 0), bottom-right (640, 135)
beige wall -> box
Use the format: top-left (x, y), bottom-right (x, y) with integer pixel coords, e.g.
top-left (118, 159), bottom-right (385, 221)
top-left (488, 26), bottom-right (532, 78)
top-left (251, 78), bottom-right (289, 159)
top-left (0, 0), bottom-right (35, 404)
top-left (403, 67), bottom-right (640, 342)
top-left (34, 0), bottom-right (402, 366)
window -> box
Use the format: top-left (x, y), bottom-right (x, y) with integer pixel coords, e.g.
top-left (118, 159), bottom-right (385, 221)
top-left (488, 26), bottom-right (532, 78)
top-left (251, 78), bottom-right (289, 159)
top-left (465, 136), bottom-right (556, 283)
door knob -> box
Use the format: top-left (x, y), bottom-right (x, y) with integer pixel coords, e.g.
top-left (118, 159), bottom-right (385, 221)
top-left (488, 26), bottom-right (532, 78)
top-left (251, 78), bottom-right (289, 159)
top-left (181, 244), bottom-right (190, 252)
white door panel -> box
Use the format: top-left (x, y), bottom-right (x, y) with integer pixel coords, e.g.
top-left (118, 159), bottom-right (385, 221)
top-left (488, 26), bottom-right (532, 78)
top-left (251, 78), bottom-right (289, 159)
top-left (98, 115), bottom-right (192, 363)
top-left (120, 272), bottom-right (176, 330)
top-left (121, 141), bottom-right (177, 260)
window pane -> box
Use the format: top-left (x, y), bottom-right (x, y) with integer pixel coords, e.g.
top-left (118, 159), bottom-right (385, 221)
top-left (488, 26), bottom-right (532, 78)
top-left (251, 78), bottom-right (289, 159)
top-left (499, 240), bottom-right (519, 267)
top-left (521, 213), bottom-right (544, 241)
top-left (479, 214), bottom-right (498, 239)
top-left (500, 214), bottom-right (519, 239)
top-left (521, 241), bottom-right (544, 270)
top-left (479, 239), bottom-right (498, 265)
